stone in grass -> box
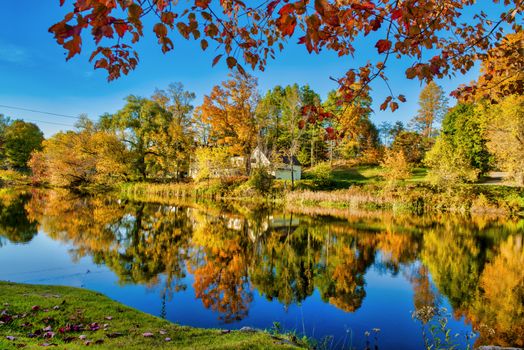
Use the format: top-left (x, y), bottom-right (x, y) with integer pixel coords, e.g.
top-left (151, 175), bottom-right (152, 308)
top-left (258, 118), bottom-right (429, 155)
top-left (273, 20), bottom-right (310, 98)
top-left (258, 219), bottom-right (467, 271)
top-left (239, 327), bottom-right (258, 333)
top-left (143, 332), bottom-right (154, 337)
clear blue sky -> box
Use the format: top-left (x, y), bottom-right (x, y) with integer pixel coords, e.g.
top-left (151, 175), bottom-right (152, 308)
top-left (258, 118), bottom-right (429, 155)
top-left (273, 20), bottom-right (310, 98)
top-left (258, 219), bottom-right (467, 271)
top-left (0, 2), bottom-right (506, 137)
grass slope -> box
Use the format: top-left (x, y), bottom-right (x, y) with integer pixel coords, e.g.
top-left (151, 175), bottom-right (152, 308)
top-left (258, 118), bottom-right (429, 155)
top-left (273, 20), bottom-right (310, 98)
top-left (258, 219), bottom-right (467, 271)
top-left (0, 282), bottom-right (302, 350)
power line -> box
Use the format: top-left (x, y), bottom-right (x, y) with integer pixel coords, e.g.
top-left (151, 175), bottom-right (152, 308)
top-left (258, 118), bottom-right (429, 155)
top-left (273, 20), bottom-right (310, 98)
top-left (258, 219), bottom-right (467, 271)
top-left (21, 118), bottom-right (76, 127)
top-left (0, 104), bottom-right (82, 120)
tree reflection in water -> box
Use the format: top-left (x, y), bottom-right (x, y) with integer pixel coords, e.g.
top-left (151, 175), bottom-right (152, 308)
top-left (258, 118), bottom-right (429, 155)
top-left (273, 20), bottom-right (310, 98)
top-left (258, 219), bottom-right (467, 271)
top-left (2, 189), bottom-right (522, 346)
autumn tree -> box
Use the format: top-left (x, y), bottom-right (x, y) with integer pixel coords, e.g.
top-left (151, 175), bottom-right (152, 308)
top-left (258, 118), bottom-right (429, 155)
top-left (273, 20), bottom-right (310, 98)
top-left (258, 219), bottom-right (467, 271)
top-left (381, 148), bottom-right (412, 186)
top-left (32, 122), bottom-right (129, 189)
top-left (2, 120), bottom-right (44, 170)
top-left (152, 83), bottom-right (196, 180)
top-left (410, 82), bottom-right (448, 138)
top-left (324, 90), bottom-right (380, 164)
top-left (198, 71), bottom-right (261, 175)
top-left (477, 95), bottom-right (524, 185)
top-left (49, 1), bottom-right (522, 111)
top-left (391, 131), bottom-right (426, 164)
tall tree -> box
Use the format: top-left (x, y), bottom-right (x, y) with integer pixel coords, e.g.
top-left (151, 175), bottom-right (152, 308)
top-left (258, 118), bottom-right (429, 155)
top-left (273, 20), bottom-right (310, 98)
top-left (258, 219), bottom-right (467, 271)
top-left (425, 104), bottom-right (491, 185)
top-left (3, 120), bottom-right (44, 169)
top-left (477, 95), bottom-right (524, 185)
top-left (324, 90), bottom-right (380, 164)
top-left (152, 83), bottom-right (196, 180)
top-left (100, 96), bottom-right (169, 180)
top-left (198, 72), bottom-right (260, 174)
top-left (410, 82), bottom-right (448, 138)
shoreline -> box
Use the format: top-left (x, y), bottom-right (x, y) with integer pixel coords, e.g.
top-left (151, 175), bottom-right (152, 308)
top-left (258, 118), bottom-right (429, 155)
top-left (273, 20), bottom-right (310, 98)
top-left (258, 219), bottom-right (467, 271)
top-left (0, 281), bottom-right (304, 350)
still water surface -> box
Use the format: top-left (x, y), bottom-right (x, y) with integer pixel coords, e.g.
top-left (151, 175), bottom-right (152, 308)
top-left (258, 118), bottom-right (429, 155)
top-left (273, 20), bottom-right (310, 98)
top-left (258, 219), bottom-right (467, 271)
top-left (0, 189), bottom-right (522, 349)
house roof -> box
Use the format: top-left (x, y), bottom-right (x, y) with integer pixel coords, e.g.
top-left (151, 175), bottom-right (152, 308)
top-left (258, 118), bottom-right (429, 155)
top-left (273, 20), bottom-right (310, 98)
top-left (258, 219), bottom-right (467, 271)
top-left (281, 155), bottom-right (301, 166)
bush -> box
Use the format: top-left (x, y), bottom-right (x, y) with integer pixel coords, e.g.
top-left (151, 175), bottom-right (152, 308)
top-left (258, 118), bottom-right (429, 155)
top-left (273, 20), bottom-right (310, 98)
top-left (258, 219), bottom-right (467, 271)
top-left (380, 148), bottom-right (412, 185)
top-left (307, 162), bottom-right (333, 184)
top-left (248, 167), bottom-right (274, 194)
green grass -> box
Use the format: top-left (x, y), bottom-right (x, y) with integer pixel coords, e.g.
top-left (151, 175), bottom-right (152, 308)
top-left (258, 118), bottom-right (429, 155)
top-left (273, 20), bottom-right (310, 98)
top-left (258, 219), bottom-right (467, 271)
top-left (0, 282), bottom-right (303, 350)
top-left (301, 165), bottom-right (428, 191)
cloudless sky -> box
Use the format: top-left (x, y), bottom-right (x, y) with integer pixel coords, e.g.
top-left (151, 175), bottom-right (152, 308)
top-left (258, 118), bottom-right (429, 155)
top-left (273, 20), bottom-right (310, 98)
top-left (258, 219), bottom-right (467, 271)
top-left (0, 1), bottom-right (508, 136)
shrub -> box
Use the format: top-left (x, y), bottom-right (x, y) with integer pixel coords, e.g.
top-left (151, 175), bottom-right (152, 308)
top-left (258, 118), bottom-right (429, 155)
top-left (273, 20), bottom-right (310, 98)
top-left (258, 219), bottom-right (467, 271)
top-left (380, 148), bottom-right (412, 185)
top-left (248, 167), bottom-right (274, 194)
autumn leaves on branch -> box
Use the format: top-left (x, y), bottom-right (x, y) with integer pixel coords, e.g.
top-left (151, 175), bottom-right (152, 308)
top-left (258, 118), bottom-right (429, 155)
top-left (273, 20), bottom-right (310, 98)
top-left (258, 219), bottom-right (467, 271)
top-left (49, 0), bottom-right (522, 111)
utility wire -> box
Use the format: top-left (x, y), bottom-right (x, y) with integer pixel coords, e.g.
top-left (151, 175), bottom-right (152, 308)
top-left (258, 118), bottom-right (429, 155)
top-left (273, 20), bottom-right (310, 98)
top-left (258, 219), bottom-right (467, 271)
top-left (15, 117), bottom-right (75, 127)
top-left (0, 104), bottom-right (82, 120)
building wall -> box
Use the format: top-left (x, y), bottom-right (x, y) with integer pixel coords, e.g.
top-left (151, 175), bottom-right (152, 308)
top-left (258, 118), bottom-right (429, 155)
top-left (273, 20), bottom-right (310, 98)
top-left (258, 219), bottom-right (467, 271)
top-left (275, 166), bottom-right (301, 180)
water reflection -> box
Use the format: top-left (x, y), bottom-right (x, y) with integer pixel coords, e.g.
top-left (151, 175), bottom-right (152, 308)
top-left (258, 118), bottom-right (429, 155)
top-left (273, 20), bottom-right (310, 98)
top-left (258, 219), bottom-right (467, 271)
top-left (1, 189), bottom-right (523, 348)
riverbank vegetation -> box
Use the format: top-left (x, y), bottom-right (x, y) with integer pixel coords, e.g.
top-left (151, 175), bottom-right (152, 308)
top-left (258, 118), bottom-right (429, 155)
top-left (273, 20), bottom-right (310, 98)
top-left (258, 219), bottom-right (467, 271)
top-left (0, 282), bottom-right (303, 350)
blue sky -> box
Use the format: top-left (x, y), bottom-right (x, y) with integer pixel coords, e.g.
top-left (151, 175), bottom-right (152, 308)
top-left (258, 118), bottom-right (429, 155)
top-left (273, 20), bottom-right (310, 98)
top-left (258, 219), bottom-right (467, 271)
top-left (0, 1), bottom-right (506, 137)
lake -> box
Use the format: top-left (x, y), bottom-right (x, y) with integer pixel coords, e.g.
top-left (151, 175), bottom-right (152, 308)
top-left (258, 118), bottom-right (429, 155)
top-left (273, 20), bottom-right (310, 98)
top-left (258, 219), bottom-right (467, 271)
top-left (0, 189), bottom-right (522, 349)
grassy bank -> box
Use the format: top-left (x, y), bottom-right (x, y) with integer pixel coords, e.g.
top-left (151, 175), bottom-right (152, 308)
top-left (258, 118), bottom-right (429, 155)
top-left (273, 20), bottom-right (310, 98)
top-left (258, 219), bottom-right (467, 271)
top-left (113, 165), bottom-right (524, 216)
top-left (286, 183), bottom-right (524, 217)
top-left (119, 178), bottom-right (281, 204)
top-left (0, 282), bottom-right (303, 350)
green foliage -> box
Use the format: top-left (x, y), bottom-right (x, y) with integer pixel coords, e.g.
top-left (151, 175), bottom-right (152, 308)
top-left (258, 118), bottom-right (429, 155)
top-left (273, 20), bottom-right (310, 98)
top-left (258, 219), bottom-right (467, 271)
top-left (248, 167), bottom-right (274, 194)
top-left (425, 136), bottom-right (480, 186)
top-left (305, 162), bottom-right (333, 187)
top-left (100, 83), bottom-right (195, 181)
top-left (3, 120), bottom-right (44, 169)
top-left (425, 104), bottom-right (491, 185)
top-left (391, 131), bottom-right (427, 164)
top-left (441, 104), bottom-right (491, 173)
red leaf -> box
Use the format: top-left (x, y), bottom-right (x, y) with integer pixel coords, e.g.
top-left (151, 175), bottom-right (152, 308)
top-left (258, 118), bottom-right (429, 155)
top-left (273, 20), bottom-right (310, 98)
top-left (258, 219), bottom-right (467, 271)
top-left (195, 0), bottom-right (211, 9)
top-left (375, 39), bottom-right (391, 54)
top-left (226, 56), bottom-right (237, 69)
top-left (114, 22), bottom-right (128, 38)
top-left (212, 54), bottom-right (223, 66)
top-left (153, 23), bottom-right (167, 38)
top-left (267, 0), bottom-right (280, 15)
top-left (391, 8), bottom-right (402, 20)
top-left (390, 101), bottom-right (399, 112)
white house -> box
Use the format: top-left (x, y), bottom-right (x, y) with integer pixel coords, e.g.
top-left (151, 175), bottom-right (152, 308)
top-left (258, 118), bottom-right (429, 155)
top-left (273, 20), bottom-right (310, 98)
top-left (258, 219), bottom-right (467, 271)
top-left (250, 146), bottom-right (302, 181)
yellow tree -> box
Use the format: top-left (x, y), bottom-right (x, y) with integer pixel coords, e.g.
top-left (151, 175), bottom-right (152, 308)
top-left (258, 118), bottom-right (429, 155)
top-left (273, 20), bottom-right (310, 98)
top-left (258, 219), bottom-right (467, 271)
top-left (478, 95), bottom-right (524, 186)
top-left (410, 82), bottom-right (448, 138)
top-left (151, 83), bottom-right (196, 180)
top-left (198, 72), bottom-right (261, 174)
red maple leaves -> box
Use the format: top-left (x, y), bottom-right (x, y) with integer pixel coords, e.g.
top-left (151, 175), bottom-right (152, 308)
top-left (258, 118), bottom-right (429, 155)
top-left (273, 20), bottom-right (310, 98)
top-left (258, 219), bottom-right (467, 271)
top-left (49, 0), bottom-right (520, 112)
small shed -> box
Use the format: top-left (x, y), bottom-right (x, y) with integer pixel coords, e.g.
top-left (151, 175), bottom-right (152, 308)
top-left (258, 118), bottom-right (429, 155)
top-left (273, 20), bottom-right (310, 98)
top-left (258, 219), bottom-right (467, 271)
top-left (250, 147), bottom-right (302, 180)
